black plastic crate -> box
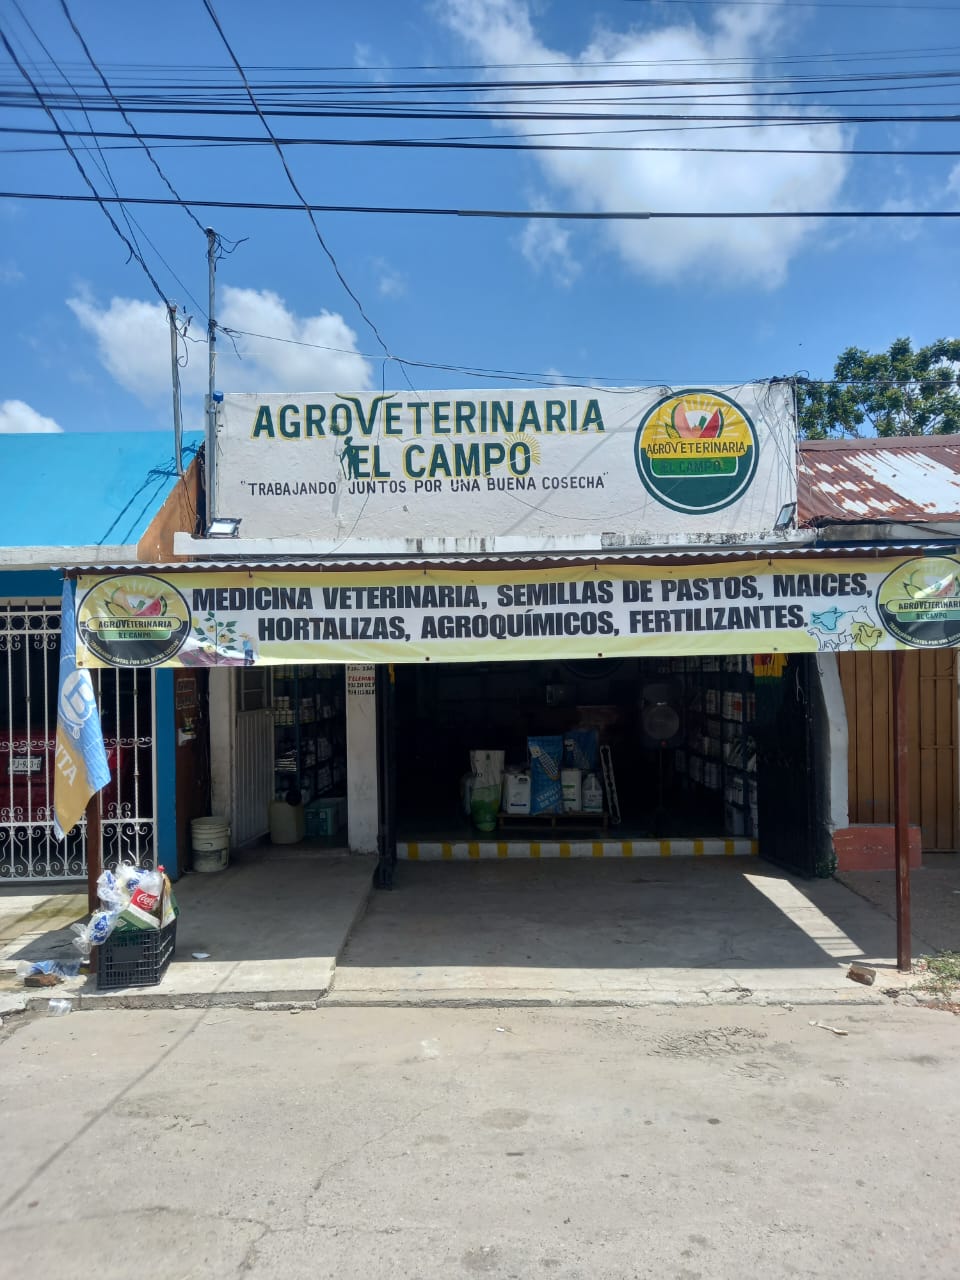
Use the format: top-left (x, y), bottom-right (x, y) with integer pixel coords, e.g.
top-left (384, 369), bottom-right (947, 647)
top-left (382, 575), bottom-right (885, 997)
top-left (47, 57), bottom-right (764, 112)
top-left (97, 919), bottom-right (177, 991)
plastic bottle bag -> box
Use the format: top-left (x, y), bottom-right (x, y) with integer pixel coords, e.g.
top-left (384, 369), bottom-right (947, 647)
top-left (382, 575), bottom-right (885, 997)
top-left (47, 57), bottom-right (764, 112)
top-left (47, 999), bottom-right (73, 1017)
top-left (16, 959), bottom-right (82, 982)
top-left (469, 750), bottom-right (504, 831)
top-left (118, 869), bottom-right (163, 929)
top-left (70, 908), bottom-right (120, 958)
top-left (96, 868), bottom-right (126, 912)
top-left (114, 862), bottom-right (144, 898)
top-left (470, 785), bottom-right (500, 833)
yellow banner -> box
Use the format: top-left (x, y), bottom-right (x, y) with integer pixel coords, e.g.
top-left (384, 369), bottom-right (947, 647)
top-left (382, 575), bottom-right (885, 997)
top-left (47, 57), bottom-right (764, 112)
top-left (75, 555), bottom-right (960, 669)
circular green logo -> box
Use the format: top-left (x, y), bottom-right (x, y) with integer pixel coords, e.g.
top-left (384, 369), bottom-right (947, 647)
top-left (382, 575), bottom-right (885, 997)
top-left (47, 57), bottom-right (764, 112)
top-left (635, 389), bottom-right (759, 514)
top-left (877, 557), bottom-right (960, 648)
top-left (78, 575), bottom-right (191, 667)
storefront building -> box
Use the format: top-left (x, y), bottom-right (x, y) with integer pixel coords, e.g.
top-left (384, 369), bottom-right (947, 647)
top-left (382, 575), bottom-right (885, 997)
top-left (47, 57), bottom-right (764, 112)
top-left (0, 431), bottom-right (204, 882)
top-left (70, 385), bottom-right (960, 882)
top-left (799, 435), bottom-right (960, 863)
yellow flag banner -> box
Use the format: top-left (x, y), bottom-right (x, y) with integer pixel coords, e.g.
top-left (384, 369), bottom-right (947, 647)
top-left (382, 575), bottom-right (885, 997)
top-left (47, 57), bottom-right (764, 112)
top-left (75, 554), bottom-right (960, 670)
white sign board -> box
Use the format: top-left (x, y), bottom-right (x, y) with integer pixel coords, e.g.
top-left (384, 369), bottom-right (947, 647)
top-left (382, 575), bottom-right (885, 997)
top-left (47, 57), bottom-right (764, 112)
top-left (215, 383), bottom-right (797, 553)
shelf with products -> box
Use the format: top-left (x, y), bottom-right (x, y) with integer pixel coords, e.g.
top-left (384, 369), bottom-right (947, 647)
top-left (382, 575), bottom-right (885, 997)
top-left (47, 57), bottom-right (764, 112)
top-left (272, 665), bottom-right (347, 804)
top-left (675, 654), bottom-right (759, 836)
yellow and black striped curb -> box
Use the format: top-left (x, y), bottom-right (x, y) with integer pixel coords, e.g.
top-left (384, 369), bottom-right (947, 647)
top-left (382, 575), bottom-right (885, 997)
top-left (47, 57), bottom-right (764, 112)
top-left (397, 838), bottom-right (759, 861)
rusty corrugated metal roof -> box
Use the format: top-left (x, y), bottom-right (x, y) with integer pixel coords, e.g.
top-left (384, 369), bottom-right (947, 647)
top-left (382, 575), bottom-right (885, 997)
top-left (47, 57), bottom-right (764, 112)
top-left (799, 436), bottom-right (960, 526)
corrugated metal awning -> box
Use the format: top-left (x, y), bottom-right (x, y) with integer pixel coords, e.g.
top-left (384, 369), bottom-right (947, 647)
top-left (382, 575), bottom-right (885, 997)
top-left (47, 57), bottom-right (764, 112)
top-left (65, 540), bottom-right (960, 575)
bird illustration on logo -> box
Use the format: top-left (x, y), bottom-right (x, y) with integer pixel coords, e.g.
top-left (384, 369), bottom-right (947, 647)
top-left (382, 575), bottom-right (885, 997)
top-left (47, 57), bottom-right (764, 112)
top-left (851, 620), bottom-right (883, 650)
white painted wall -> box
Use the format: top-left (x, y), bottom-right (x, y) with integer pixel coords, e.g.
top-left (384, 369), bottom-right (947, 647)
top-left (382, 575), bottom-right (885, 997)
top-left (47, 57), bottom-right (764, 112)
top-left (208, 666), bottom-right (237, 829)
top-left (817, 653), bottom-right (849, 833)
top-left (346, 665), bottom-right (379, 853)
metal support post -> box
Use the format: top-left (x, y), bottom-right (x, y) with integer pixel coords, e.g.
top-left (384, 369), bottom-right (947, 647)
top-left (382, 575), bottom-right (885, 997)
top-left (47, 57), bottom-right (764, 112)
top-left (168, 303), bottom-right (184, 477)
top-left (85, 794), bottom-right (102, 915)
top-left (892, 650), bottom-right (912, 972)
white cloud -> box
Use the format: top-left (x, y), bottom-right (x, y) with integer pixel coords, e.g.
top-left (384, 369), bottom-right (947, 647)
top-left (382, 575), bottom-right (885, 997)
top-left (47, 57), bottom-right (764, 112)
top-left (437, 0), bottom-right (852, 289)
top-left (67, 294), bottom-right (193, 400)
top-left (948, 162), bottom-right (960, 202)
top-left (372, 258), bottom-right (407, 298)
top-left (0, 400), bottom-right (63, 433)
top-left (67, 288), bottom-right (374, 401)
top-left (354, 42), bottom-right (391, 81)
top-left (0, 260), bottom-right (23, 285)
top-left (219, 287), bottom-right (374, 389)
top-left (518, 216), bottom-right (581, 286)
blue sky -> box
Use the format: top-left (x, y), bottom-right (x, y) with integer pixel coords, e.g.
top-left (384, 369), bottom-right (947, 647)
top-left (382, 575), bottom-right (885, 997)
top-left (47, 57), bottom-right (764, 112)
top-left (0, 0), bottom-right (958, 435)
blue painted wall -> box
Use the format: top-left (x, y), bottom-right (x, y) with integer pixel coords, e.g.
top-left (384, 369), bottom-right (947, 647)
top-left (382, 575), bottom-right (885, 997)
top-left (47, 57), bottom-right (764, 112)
top-left (0, 434), bottom-right (202, 880)
top-left (0, 431), bottom-right (202, 548)
top-left (0, 570), bottom-right (63, 598)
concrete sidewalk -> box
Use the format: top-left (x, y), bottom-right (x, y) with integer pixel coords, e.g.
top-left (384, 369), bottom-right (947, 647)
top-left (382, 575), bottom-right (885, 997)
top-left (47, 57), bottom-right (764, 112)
top-left (1, 850), bottom-right (376, 1011)
top-left (0, 852), bottom-right (950, 1012)
top-left (330, 859), bottom-right (936, 1007)
top-left (838, 852), bottom-right (960, 954)
top-left (0, 886), bottom-right (87, 967)
top-left (83, 850), bottom-right (377, 1008)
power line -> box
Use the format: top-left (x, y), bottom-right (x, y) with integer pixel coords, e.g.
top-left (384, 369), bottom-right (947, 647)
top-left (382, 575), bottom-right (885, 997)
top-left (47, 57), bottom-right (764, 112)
top-left (199, 0), bottom-right (404, 382)
top-left (5, 190), bottom-right (960, 219)
top-left (217, 324), bottom-right (960, 391)
top-left (7, 42), bottom-right (959, 70)
top-left (6, 0), bottom-right (154, 279)
top-left (0, 23), bottom-right (168, 303)
top-left (197, 0), bottom-right (418, 552)
top-left (625, 0), bottom-right (960, 9)
top-left (4, 64), bottom-right (960, 90)
top-left (10, 100), bottom-right (960, 124)
top-left (8, 1), bottom-right (208, 324)
top-left (6, 3), bottom-right (206, 324)
top-left (6, 68), bottom-right (960, 120)
top-left (57, 0), bottom-right (206, 236)
top-left (5, 123), bottom-right (960, 158)
top-left (3, 101), bottom-right (956, 125)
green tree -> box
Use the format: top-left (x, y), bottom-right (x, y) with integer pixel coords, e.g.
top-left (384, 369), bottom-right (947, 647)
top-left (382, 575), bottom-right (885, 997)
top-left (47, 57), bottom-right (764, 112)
top-left (797, 337), bottom-right (960, 439)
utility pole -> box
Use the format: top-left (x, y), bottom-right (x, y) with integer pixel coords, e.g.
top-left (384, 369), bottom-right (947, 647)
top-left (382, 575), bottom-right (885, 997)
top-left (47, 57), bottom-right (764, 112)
top-left (205, 226), bottom-right (218, 527)
top-left (168, 303), bottom-right (184, 477)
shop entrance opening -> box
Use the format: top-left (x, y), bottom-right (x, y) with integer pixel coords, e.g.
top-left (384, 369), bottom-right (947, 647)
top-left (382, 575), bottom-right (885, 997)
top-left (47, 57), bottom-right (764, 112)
top-left (391, 653), bottom-right (822, 876)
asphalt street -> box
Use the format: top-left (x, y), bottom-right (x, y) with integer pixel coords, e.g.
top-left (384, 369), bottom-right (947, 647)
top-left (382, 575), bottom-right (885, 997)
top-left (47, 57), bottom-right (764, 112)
top-left (1, 1002), bottom-right (958, 1279)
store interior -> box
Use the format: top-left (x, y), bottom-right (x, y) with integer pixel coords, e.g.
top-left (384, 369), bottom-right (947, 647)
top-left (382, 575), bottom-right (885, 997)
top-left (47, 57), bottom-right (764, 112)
top-left (270, 664), bottom-right (348, 839)
top-left (393, 656), bottom-right (761, 841)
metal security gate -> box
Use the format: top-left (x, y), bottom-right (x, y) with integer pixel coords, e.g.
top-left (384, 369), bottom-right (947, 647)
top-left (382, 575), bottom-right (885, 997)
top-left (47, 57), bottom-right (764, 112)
top-left (0, 598), bottom-right (157, 881)
top-left (234, 708), bottom-right (274, 846)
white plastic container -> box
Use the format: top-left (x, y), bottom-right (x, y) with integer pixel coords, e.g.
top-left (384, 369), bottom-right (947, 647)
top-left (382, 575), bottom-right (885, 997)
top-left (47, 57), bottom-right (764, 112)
top-left (561, 768), bottom-right (582, 812)
top-left (269, 799), bottom-right (305, 846)
top-left (191, 816), bottom-right (230, 872)
top-left (582, 773), bottom-right (604, 813)
top-left (501, 770), bottom-right (532, 815)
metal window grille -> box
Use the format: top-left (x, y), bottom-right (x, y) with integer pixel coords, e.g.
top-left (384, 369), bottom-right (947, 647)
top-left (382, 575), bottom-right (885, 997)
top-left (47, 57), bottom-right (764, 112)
top-left (0, 599), bottom-right (157, 881)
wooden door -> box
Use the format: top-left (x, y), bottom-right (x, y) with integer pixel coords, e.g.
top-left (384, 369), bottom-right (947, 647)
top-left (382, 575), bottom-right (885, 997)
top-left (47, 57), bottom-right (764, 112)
top-left (838, 650), bottom-right (958, 851)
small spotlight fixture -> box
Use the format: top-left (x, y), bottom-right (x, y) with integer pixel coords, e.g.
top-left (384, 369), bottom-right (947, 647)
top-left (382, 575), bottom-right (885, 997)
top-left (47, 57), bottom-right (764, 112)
top-left (774, 502), bottom-right (797, 532)
top-left (206, 516), bottom-right (241, 539)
